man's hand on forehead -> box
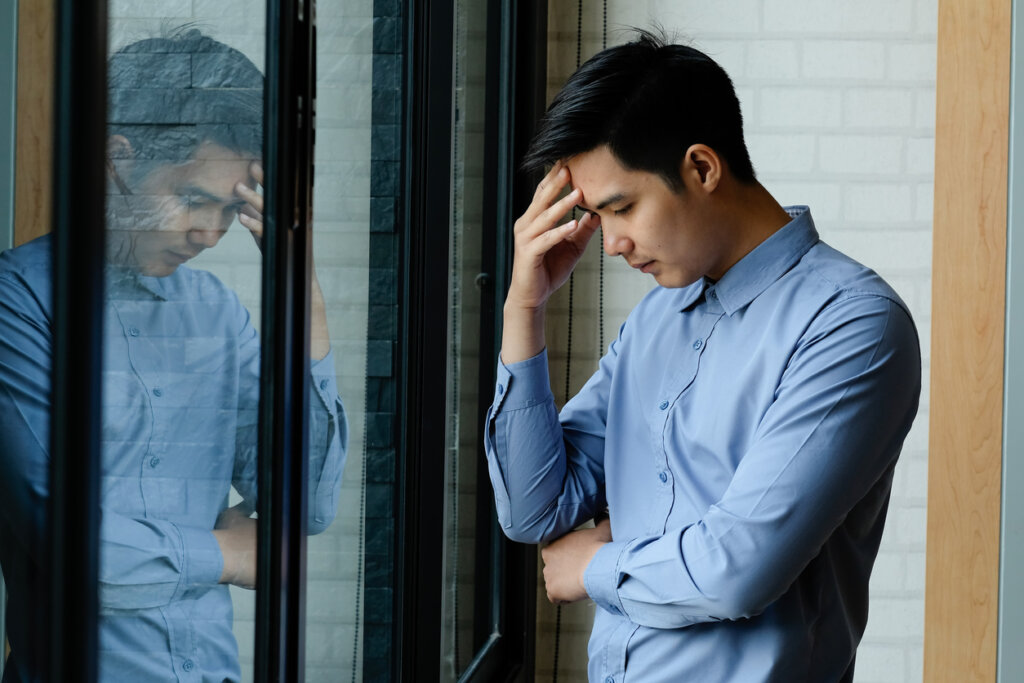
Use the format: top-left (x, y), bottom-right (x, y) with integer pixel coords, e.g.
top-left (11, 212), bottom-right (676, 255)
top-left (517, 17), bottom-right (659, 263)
top-left (235, 161), bottom-right (264, 249)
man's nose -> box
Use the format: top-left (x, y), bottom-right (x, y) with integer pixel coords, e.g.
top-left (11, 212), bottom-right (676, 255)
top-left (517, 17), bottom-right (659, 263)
top-left (603, 227), bottom-right (633, 257)
top-left (187, 223), bottom-right (228, 249)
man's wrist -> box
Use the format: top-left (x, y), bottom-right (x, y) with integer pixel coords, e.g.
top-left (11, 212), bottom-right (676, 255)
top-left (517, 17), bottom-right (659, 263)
top-left (500, 302), bottom-right (546, 364)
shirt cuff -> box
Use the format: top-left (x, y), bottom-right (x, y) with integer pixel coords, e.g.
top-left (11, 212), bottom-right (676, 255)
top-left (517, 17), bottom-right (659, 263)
top-left (179, 526), bottom-right (225, 591)
top-left (584, 540), bottom-right (628, 618)
top-left (494, 349), bottom-right (553, 411)
top-left (311, 350), bottom-right (339, 409)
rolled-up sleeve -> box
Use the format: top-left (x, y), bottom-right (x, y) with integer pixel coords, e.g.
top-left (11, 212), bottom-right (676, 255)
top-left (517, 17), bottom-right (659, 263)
top-left (308, 351), bottom-right (348, 534)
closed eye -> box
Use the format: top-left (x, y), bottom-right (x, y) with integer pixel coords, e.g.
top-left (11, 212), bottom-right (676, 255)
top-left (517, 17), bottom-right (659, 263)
top-left (613, 204), bottom-right (633, 216)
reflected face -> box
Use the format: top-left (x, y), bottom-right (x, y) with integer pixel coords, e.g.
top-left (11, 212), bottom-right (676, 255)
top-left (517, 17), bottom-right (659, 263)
top-left (108, 141), bottom-right (257, 277)
top-left (567, 145), bottom-right (727, 288)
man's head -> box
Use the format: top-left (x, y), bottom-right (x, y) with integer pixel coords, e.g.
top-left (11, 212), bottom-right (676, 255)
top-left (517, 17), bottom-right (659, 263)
top-left (522, 31), bottom-right (754, 189)
top-left (106, 28), bottom-right (263, 276)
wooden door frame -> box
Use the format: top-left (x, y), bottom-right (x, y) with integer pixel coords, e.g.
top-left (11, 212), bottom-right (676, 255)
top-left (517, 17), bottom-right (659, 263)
top-left (925, 0), bottom-right (1012, 680)
top-left (13, 0), bottom-right (53, 247)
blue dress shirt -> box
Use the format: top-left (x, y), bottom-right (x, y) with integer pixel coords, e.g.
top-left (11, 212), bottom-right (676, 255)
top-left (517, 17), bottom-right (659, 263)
top-left (485, 207), bottom-right (921, 682)
top-left (0, 235), bottom-right (348, 682)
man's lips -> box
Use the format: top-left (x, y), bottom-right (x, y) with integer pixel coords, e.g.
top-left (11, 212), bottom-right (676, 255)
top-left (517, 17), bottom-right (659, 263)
top-left (167, 250), bottom-right (198, 263)
top-left (630, 260), bottom-right (654, 273)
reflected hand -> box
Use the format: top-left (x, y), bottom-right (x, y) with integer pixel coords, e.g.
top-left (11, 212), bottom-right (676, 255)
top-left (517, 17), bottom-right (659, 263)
top-left (540, 517), bottom-right (612, 604)
top-left (213, 503), bottom-right (257, 590)
top-left (235, 161), bottom-right (265, 250)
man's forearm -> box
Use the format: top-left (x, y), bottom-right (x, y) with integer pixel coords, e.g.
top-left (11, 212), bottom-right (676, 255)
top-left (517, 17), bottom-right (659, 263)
top-left (310, 275), bottom-right (329, 361)
top-left (500, 303), bottom-right (547, 364)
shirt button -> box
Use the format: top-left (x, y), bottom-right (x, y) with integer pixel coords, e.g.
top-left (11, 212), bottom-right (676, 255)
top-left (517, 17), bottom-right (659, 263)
top-left (182, 659), bottom-right (194, 672)
top-left (497, 384), bottom-right (504, 395)
top-left (128, 326), bottom-right (140, 337)
top-left (149, 456), bottom-right (161, 468)
top-left (152, 387), bottom-right (163, 397)
top-left (319, 378), bottom-right (329, 391)
top-left (659, 471), bottom-right (668, 483)
top-left (709, 290), bottom-right (717, 299)
top-left (692, 338), bottom-right (703, 350)
top-left (605, 677), bottom-right (615, 683)
top-left (658, 400), bottom-right (669, 410)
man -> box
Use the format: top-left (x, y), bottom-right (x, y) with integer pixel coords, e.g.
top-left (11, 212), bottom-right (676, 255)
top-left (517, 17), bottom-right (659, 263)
top-left (0, 30), bottom-right (347, 681)
top-left (484, 33), bottom-right (921, 681)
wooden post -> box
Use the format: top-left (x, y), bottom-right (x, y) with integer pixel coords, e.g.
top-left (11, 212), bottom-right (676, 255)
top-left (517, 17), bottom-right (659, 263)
top-left (14, 0), bottom-right (54, 246)
top-left (924, 0), bottom-right (1011, 679)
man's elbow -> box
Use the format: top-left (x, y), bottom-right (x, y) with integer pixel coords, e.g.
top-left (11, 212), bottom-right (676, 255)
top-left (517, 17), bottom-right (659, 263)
top-left (707, 576), bottom-right (781, 622)
top-left (307, 511), bottom-right (336, 536)
top-left (496, 509), bottom-right (567, 545)
top-left (498, 520), bottom-right (553, 545)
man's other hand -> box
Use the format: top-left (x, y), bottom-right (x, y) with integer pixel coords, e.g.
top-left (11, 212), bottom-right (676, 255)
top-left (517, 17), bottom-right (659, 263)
top-left (541, 517), bottom-right (611, 604)
top-left (213, 503), bottom-right (257, 589)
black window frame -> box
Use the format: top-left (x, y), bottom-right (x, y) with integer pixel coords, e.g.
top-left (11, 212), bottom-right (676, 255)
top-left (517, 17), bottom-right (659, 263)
top-left (49, 0), bottom-right (107, 678)
top-left (396, 0), bottom-right (548, 681)
top-left (46, 0), bottom-right (549, 679)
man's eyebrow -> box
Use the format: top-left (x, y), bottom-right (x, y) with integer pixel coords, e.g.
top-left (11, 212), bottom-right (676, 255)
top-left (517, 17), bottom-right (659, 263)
top-left (577, 192), bottom-right (627, 213)
top-left (182, 185), bottom-right (240, 205)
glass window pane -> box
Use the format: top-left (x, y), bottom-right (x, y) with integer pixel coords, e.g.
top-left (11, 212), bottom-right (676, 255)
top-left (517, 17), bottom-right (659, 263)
top-left (101, 8), bottom-right (267, 680)
top-left (441, 0), bottom-right (491, 678)
top-left (304, 1), bottom-right (400, 681)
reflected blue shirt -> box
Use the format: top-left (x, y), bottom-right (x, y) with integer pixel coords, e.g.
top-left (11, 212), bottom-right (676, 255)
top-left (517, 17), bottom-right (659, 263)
top-left (485, 208), bottom-right (921, 682)
top-left (0, 235), bottom-right (348, 682)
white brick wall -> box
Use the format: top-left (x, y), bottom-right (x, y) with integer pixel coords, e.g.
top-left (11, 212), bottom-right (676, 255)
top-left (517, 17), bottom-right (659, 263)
top-left (541, 2), bottom-right (935, 681)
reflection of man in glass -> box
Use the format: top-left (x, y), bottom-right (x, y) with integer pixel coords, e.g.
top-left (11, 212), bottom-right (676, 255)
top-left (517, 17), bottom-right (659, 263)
top-left (0, 29), bottom-right (347, 681)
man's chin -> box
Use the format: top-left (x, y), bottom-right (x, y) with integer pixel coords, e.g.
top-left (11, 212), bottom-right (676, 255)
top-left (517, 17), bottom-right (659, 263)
top-left (136, 262), bottom-right (181, 278)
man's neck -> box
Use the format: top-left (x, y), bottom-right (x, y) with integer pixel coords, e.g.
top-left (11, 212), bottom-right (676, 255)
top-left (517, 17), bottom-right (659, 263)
top-left (707, 181), bottom-right (793, 279)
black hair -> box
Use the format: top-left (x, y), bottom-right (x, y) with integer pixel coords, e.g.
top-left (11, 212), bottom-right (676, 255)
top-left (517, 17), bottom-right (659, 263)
top-left (522, 30), bottom-right (755, 188)
top-left (107, 27), bottom-right (263, 174)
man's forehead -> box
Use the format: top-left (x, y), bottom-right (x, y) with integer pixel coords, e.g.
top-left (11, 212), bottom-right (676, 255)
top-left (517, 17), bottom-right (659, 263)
top-left (567, 169), bottom-right (630, 212)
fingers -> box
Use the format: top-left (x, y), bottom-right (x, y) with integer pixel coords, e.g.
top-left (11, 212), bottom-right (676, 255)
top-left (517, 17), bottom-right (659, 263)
top-left (250, 160), bottom-right (264, 186)
top-left (237, 211), bottom-right (262, 233)
top-left (523, 187), bottom-right (582, 240)
top-left (235, 181), bottom-right (263, 217)
top-left (234, 169), bottom-right (264, 247)
top-left (522, 161), bottom-right (574, 226)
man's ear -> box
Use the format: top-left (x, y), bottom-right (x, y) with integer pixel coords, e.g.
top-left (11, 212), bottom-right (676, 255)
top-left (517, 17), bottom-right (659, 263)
top-left (106, 134), bottom-right (133, 160)
top-left (106, 135), bottom-right (136, 194)
top-left (679, 144), bottom-right (722, 194)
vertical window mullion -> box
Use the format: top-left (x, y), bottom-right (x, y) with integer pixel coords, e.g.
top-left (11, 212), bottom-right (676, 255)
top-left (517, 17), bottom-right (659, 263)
top-left (458, 0), bottom-right (547, 679)
top-left (256, 0), bottom-right (315, 680)
top-left (49, 0), bottom-right (107, 680)
top-left (397, 0), bottom-right (455, 679)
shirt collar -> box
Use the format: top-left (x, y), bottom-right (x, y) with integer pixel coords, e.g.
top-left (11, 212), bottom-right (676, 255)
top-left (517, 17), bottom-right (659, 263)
top-left (105, 264), bottom-right (185, 302)
top-left (710, 205), bottom-right (819, 316)
top-left (675, 277), bottom-right (709, 312)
